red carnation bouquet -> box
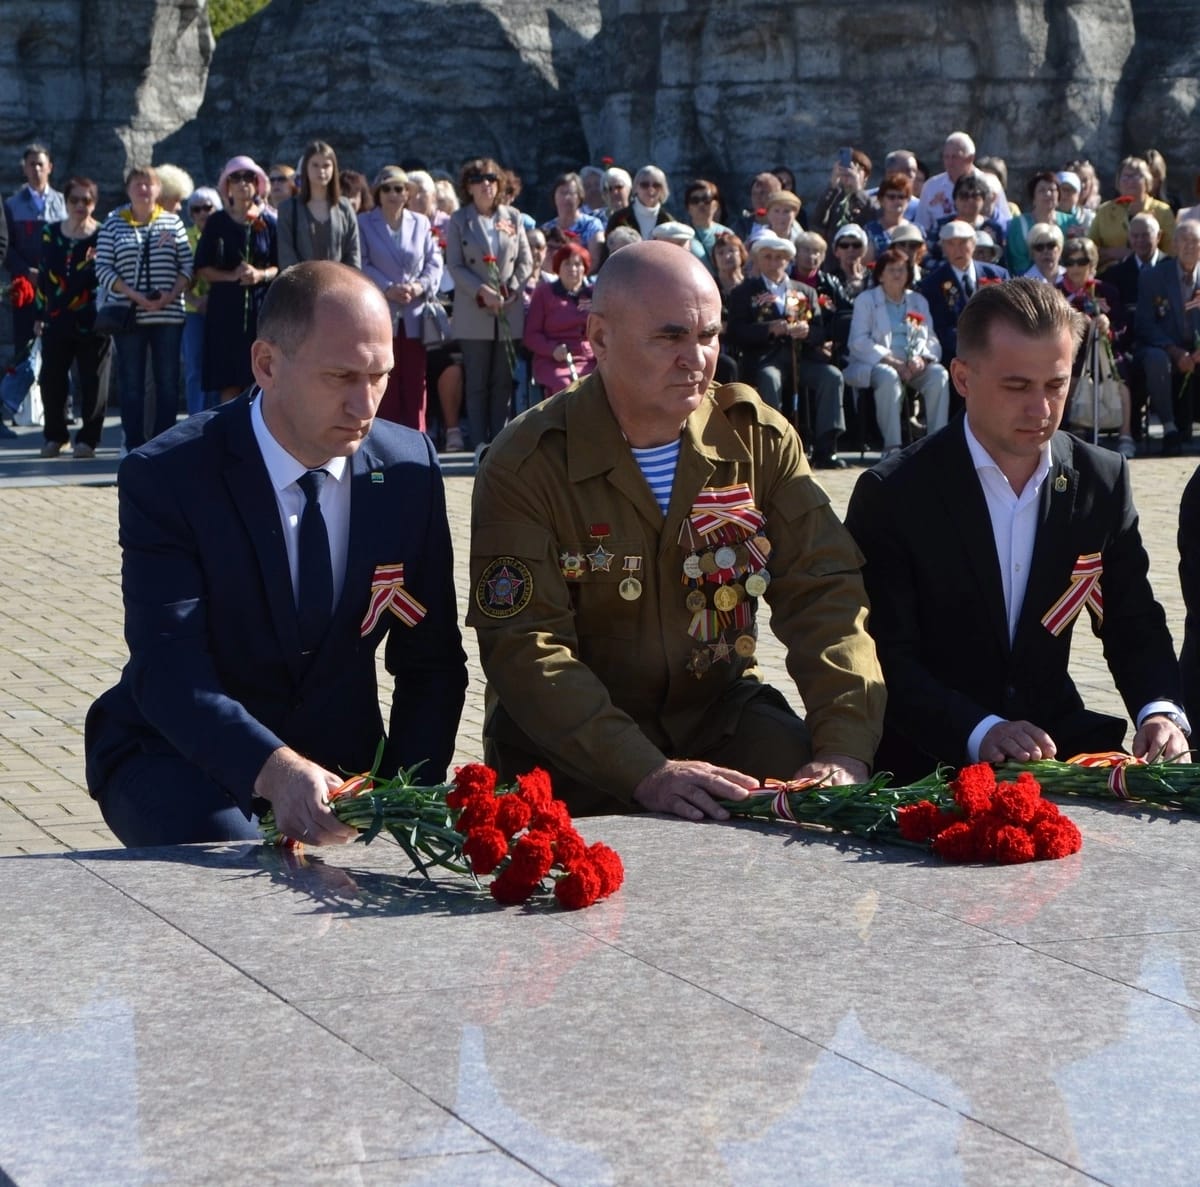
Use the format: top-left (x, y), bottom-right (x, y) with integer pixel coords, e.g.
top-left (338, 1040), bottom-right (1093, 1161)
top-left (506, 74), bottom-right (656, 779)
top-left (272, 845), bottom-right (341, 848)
top-left (260, 761), bottom-right (623, 910)
top-left (721, 763), bottom-right (1081, 864)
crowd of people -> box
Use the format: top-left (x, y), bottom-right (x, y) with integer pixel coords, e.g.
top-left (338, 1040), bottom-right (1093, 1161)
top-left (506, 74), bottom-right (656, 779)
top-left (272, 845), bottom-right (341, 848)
top-left (6, 130), bottom-right (1200, 465)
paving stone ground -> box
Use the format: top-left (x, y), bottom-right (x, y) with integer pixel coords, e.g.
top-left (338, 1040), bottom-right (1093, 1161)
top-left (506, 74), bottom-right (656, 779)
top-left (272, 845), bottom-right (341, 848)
top-left (0, 416), bottom-right (1194, 854)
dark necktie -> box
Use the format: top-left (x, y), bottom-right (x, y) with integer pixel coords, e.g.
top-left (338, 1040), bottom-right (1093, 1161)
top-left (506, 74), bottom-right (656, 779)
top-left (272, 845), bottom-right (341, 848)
top-left (962, 271), bottom-right (975, 299)
top-left (296, 469), bottom-right (333, 655)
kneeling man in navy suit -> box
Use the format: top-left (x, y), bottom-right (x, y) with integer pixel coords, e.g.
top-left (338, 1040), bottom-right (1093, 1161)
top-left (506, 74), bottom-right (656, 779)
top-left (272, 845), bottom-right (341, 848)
top-left (86, 261), bottom-right (468, 846)
top-left (845, 278), bottom-right (1189, 781)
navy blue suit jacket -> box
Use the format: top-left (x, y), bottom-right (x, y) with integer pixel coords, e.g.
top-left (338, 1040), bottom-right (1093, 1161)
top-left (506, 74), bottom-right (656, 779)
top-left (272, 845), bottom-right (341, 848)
top-left (917, 260), bottom-right (1010, 363)
top-left (845, 420), bottom-right (1180, 780)
top-left (85, 395), bottom-right (468, 810)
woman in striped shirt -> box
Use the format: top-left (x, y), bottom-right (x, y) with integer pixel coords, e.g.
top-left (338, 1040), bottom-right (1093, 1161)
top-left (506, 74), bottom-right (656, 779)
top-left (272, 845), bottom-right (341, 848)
top-left (95, 165), bottom-right (192, 450)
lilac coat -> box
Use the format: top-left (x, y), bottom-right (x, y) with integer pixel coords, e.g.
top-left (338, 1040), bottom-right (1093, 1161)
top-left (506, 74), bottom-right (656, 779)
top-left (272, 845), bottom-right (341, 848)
top-left (358, 208), bottom-right (443, 339)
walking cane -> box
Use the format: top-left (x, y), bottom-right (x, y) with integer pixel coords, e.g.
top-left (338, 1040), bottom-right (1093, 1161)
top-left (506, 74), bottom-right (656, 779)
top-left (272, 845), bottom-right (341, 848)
top-left (1091, 324), bottom-right (1101, 446)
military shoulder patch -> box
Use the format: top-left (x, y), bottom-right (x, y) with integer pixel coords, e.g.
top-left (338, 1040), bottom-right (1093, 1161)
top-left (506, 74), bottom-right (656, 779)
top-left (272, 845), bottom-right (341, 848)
top-left (475, 557), bottom-right (534, 619)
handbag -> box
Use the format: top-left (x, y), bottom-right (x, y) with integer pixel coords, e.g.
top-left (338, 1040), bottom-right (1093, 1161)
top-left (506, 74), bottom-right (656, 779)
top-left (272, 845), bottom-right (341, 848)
top-left (94, 221), bottom-right (153, 337)
top-left (1069, 323), bottom-right (1124, 434)
top-left (420, 297), bottom-right (453, 348)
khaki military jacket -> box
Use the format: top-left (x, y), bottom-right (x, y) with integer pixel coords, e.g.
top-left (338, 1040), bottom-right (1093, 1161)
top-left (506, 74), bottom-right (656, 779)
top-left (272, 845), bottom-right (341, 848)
top-left (468, 374), bottom-right (885, 801)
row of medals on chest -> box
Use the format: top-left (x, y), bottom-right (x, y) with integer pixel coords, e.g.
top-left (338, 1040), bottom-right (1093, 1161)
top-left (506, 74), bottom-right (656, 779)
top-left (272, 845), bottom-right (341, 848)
top-left (560, 524), bottom-right (773, 676)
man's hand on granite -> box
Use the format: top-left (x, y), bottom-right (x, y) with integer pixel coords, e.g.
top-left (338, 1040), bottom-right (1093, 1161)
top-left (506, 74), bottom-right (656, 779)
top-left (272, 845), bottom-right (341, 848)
top-left (792, 754), bottom-right (869, 786)
top-left (254, 747), bottom-right (357, 845)
top-left (632, 760), bottom-right (758, 822)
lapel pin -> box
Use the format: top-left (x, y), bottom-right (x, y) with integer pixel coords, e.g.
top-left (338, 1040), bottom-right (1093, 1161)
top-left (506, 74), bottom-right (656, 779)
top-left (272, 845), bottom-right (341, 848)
top-left (1054, 474), bottom-right (1068, 493)
top-left (371, 472), bottom-right (384, 484)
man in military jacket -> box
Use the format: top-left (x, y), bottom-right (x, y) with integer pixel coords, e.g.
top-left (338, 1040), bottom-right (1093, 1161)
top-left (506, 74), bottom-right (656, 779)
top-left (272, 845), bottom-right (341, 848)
top-left (468, 242), bottom-right (885, 820)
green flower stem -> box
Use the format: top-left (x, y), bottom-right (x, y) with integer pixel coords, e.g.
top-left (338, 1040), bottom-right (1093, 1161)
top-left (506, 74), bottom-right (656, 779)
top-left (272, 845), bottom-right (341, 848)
top-left (994, 759), bottom-right (1200, 813)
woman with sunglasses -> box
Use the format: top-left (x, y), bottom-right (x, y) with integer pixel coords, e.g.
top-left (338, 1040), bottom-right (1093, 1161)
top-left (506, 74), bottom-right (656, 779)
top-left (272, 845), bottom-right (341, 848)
top-left (604, 165), bottom-right (676, 239)
top-left (1057, 237), bottom-right (1136, 458)
top-left (195, 156), bottom-right (278, 404)
top-left (358, 165), bottom-right (443, 430)
top-left (864, 173), bottom-right (916, 263)
top-left (1022, 222), bottom-right (1065, 284)
top-left (1006, 172), bottom-right (1077, 276)
top-left (276, 140), bottom-right (360, 270)
top-left (683, 179), bottom-right (730, 276)
top-left (182, 186), bottom-right (222, 415)
top-left (446, 156), bottom-right (532, 460)
top-left (33, 176), bottom-right (109, 458)
top-left (95, 164), bottom-right (193, 449)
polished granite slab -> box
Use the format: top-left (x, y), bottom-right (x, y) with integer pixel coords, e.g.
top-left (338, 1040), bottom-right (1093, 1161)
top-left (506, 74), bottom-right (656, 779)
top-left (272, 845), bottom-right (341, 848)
top-left (3, 804), bottom-right (1199, 1185)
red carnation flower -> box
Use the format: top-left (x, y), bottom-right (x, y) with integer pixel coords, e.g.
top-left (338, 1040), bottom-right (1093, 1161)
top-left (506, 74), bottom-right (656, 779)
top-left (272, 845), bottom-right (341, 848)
top-left (932, 821), bottom-right (977, 862)
top-left (554, 826), bottom-right (588, 868)
top-left (456, 793), bottom-right (498, 833)
top-left (482, 254), bottom-right (498, 264)
top-left (530, 800), bottom-right (572, 836)
top-left (10, 275), bottom-right (35, 308)
top-left (463, 826), bottom-right (508, 876)
top-left (992, 824), bottom-right (1036, 864)
top-left (755, 207), bottom-right (767, 217)
top-left (490, 866), bottom-right (540, 905)
top-left (951, 763), bottom-right (996, 816)
top-left (494, 794), bottom-right (532, 839)
top-left (601, 156), bottom-right (614, 167)
top-left (586, 842), bottom-right (624, 896)
top-left (516, 768), bottom-right (553, 809)
top-left (993, 779), bottom-right (1041, 825)
top-left (554, 861), bottom-right (602, 909)
top-left (897, 800), bottom-right (942, 842)
top-left (1114, 195), bottom-right (1134, 206)
top-left (508, 832), bottom-right (555, 883)
top-left (454, 763), bottom-right (497, 797)
top-left (1029, 799), bottom-right (1062, 825)
top-left (1033, 817), bottom-right (1082, 860)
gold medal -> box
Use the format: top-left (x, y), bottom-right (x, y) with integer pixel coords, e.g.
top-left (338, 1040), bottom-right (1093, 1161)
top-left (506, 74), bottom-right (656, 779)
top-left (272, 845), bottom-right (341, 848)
top-left (713, 584), bottom-right (739, 612)
top-left (682, 554), bottom-right (703, 580)
top-left (699, 551), bottom-right (718, 575)
top-left (619, 577), bottom-right (643, 601)
top-left (745, 572), bottom-right (769, 597)
top-left (734, 634), bottom-right (756, 658)
top-left (751, 534), bottom-right (772, 560)
top-left (714, 545), bottom-right (737, 570)
top-left (685, 589), bottom-right (707, 612)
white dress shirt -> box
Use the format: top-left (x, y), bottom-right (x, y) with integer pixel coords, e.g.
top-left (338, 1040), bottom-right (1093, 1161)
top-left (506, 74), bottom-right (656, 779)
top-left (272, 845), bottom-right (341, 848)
top-left (251, 392), bottom-right (352, 610)
top-left (963, 419), bottom-right (1179, 759)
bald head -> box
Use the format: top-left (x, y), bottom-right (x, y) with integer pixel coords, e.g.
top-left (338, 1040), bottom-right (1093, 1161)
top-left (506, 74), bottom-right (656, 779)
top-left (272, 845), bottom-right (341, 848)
top-left (258, 261), bottom-right (389, 356)
top-left (588, 241), bottom-right (723, 446)
top-left (593, 239), bottom-right (719, 318)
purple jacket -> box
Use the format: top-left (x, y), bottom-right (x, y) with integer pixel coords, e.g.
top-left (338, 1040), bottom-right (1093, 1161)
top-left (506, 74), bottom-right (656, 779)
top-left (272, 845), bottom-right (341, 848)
top-left (358, 207), bottom-right (443, 339)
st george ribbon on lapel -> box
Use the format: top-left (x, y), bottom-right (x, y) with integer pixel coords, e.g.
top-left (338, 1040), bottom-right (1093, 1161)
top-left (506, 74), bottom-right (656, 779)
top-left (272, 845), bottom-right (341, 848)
top-left (296, 468), bottom-right (334, 655)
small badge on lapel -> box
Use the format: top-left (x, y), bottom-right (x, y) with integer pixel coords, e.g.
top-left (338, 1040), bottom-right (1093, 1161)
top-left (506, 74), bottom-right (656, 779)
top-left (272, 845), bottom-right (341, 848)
top-left (1053, 474), bottom-right (1068, 493)
top-left (360, 563), bottom-right (428, 636)
top-left (371, 472), bottom-right (384, 484)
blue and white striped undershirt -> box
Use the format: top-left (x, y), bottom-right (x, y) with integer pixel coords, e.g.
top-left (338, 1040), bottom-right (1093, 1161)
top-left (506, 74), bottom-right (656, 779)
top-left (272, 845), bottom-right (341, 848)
top-left (630, 439), bottom-right (681, 517)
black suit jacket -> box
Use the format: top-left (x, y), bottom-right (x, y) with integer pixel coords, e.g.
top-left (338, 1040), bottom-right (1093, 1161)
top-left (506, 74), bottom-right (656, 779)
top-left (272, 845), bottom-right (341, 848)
top-left (1179, 465), bottom-right (1200, 723)
top-left (85, 395), bottom-right (468, 808)
top-left (845, 419), bottom-right (1180, 779)
top-left (725, 275), bottom-right (829, 369)
top-left (1101, 253), bottom-right (1155, 318)
top-left (1135, 256), bottom-right (1200, 354)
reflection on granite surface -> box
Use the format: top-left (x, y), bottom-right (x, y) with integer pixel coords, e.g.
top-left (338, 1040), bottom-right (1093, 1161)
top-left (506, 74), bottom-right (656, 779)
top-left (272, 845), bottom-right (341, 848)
top-left (3, 808), bottom-right (1200, 1182)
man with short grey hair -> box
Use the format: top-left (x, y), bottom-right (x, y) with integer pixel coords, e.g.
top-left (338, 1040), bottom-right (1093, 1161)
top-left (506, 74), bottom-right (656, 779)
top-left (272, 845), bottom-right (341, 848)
top-left (5, 142), bottom-right (65, 350)
top-left (915, 131), bottom-right (1010, 234)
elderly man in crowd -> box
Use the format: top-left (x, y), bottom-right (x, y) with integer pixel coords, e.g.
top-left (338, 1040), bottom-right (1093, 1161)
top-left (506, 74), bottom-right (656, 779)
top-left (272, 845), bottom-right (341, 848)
top-left (846, 278), bottom-right (1188, 781)
top-left (918, 220), bottom-right (1011, 384)
top-left (1134, 218), bottom-right (1200, 455)
top-left (468, 241), bottom-right (885, 821)
top-left (726, 233), bottom-right (848, 467)
top-left (915, 131), bottom-right (1011, 235)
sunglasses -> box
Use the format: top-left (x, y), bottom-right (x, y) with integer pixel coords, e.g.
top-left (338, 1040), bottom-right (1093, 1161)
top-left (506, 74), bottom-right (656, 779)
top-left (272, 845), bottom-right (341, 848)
top-left (268, 175), bottom-right (291, 184)
top-left (688, 194), bottom-right (714, 205)
top-left (468, 173), bottom-right (499, 185)
top-left (379, 184), bottom-right (407, 194)
top-left (1032, 242), bottom-right (1059, 251)
top-left (189, 203), bottom-right (214, 213)
top-left (229, 170), bottom-right (258, 184)
top-left (835, 240), bottom-right (864, 250)
top-left (67, 195), bottom-right (94, 205)
top-left (1062, 256), bottom-right (1089, 265)
top-left (637, 180), bottom-right (662, 189)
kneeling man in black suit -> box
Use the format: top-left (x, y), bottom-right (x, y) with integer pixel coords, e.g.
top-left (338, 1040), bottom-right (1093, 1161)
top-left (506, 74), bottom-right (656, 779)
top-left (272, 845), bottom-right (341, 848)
top-left (845, 277), bottom-right (1188, 781)
top-left (86, 261), bottom-right (468, 846)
